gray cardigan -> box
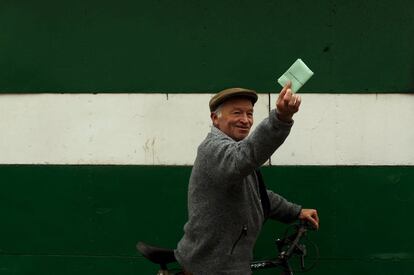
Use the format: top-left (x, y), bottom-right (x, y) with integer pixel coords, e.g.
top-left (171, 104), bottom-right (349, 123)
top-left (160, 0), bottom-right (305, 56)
top-left (175, 109), bottom-right (302, 274)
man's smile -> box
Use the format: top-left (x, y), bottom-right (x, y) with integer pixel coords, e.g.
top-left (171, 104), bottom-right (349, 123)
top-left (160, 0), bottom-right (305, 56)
top-left (236, 126), bottom-right (250, 131)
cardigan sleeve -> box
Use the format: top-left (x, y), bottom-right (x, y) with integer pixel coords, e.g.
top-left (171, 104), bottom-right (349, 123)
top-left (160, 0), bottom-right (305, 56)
top-left (267, 190), bottom-right (302, 223)
top-left (202, 109), bottom-right (294, 180)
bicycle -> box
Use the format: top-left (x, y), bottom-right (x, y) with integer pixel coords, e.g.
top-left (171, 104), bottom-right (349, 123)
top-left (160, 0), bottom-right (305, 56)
top-left (137, 221), bottom-right (318, 275)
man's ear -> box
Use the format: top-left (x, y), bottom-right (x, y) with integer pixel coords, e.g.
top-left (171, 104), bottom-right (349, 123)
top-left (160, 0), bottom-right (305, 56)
top-left (210, 112), bottom-right (218, 127)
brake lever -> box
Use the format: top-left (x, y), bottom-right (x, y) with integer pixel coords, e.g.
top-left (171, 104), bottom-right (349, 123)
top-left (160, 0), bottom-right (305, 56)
top-left (301, 254), bottom-right (305, 269)
top-left (297, 244), bottom-right (307, 269)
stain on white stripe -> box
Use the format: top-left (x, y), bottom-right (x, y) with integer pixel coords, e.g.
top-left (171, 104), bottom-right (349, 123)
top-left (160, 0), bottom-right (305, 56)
top-left (0, 93), bottom-right (412, 165)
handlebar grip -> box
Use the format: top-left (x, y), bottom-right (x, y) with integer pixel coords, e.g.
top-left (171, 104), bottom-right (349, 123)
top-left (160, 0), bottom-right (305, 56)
top-left (299, 219), bottom-right (317, 231)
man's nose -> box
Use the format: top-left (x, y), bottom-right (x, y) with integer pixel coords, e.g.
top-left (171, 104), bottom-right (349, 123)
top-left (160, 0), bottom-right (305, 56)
top-left (240, 114), bottom-right (249, 124)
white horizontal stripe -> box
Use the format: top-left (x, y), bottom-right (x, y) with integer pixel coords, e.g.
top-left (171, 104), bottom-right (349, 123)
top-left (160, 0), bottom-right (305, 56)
top-left (270, 93), bottom-right (414, 165)
top-left (0, 93), bottom-right (412, 165)
top-left (0, 93), bottom-right (269, 165)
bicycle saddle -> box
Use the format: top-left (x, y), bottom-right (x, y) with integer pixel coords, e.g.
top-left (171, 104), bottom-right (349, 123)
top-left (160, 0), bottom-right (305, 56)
top-left (137, 242), bottom-right (176, 265)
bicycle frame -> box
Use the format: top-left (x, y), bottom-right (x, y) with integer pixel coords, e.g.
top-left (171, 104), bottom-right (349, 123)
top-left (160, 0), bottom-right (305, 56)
top-left (250, 223), bottom-right (309, 274)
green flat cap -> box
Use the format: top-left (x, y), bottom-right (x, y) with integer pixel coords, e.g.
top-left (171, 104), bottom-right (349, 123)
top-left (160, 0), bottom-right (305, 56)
top-left (209, 88), bottom-right (258, 112)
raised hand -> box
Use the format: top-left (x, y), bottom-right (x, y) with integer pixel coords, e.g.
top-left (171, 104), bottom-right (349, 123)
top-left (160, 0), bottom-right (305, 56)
top-left (276, 81), bottom-right (301, 122)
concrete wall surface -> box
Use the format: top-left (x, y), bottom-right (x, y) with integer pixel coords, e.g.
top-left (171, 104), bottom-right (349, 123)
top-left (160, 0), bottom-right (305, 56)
top-left (0, 1), bottom-right (413, 274)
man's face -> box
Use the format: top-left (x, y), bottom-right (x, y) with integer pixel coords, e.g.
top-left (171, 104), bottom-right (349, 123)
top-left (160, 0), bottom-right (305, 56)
top-left (211, 97), bottom-right (254, 141)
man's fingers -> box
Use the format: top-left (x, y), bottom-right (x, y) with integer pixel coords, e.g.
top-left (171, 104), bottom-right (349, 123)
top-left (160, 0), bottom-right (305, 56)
top-left (288, 94), bottom-right (297, 107)
top-left (305, 212), bottom-right (319, 230)
top-left (283, 88), bottom-right (292, 103)
top-left (283, 81), bottom-right (292, 91)
top-left (296, 95), bottom-right (301, 108)
top-left (313, 210), bottom-right (319, 223)
top-left (308, 216), bottom-right (319, 230)
top-left (285, 94), bottom-right (301, 113)
top-left (278, 88), bottom-right (288, 102)
top-left (276, 82), bottom-right (301, 121)
top-left (310, 210), bottom-right (319, 229)
top-left (278, 81), bottom-right (292, 101)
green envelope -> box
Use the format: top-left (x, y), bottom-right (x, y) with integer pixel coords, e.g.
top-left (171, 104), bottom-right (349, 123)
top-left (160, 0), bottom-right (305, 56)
top-left (277, 58), bottom-right (314, 92)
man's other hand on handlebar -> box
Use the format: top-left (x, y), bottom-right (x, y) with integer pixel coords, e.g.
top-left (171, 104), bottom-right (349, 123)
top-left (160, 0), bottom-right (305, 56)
top-left (299, 209), bottom-right (319, 230)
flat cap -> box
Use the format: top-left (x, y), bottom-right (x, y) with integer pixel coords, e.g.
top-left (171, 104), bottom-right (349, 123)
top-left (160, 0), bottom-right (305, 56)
top-left (209, 88), bottom-right (258, 112)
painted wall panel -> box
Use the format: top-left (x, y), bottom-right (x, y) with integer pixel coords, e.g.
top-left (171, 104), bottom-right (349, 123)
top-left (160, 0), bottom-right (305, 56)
top-left (270, 93), bottom-right (414, 165)
top-left (0, 165), bottom-right (413, 275)
top-left (0, 93), bottom-right (412, 165)
top-left (0, 1), bottom-right (413, 93)
top-left (332, 1), bottom-right (414, 93)
top-left (0, 93), bottom-right (269, 165)
top-left (0, 1), bottom-right (413, 274)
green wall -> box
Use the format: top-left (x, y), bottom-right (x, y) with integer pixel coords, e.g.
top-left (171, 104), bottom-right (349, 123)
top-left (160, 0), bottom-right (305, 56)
top-left (1, 1), bottom-right (413, 274)
top-left (1, 0), bottom-right (413, 93)
top-left (0, 165), bottom-right (413, 274)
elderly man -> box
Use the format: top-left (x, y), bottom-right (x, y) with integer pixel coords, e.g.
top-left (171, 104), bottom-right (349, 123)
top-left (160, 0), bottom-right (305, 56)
top-left (175, 83), bottom-right (319, 275)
